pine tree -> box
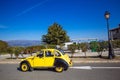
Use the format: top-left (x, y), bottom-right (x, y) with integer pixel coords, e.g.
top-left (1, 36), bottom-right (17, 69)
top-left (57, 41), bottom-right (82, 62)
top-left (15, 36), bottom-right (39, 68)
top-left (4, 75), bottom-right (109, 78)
top-left (42, 23), bottom-right (70, 45)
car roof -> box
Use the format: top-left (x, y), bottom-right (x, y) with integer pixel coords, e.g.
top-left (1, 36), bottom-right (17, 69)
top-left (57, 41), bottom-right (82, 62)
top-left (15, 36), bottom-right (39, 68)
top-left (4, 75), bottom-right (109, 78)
top-left (41, 49), bottom-right (56, 51)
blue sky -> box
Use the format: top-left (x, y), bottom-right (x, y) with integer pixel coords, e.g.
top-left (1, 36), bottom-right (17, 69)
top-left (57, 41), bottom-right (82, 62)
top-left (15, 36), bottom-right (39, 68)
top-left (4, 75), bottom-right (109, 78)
top-left (0, 0), bottom-right (120, 41)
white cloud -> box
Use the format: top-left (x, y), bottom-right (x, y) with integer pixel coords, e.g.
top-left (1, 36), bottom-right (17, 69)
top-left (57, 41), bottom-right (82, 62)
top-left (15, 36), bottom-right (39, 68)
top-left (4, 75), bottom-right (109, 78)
top-left (16, 0), bottom-right (49, 16)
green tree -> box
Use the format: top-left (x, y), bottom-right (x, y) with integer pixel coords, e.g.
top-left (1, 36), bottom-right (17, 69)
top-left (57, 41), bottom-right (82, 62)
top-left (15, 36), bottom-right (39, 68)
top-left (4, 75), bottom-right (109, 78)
top-left (96, 42), bottom-right (104, 58)
top-left (79, 43), bottom-right (88, 58)
top-left (13, 47), bottom-right (22, 59)
top-left (7, 47), bottom-right (14, 58)
top-left (18, 47), bottom-right (25, 58)
top-left (25, 47), bottom-right (33, 56)
top-left (7, 46), bottom-right (25, 59)
top-left (0, 40), bottom-right (8, 55)
top-left (90, 41), bottom-right (98, 52)
top-left (68, 43), bottom-right (77, 58)
top-left (42, 23), bottom-right (70, 45)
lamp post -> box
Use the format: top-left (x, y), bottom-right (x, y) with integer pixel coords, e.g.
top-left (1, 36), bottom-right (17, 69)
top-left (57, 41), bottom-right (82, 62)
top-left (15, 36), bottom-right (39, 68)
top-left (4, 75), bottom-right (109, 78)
top-left (104, 11), bottom-right (114, 59)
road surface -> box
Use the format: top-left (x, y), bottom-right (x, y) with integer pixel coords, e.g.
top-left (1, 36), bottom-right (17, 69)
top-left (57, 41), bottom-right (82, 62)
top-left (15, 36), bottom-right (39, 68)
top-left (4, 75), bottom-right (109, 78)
top-left (0, 63), bottom-right (120, 80)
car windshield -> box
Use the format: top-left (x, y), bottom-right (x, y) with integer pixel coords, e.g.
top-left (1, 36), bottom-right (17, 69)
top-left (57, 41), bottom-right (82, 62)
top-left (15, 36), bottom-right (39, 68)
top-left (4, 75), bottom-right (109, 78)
top-left (58, 49), bottom-right (65, 55)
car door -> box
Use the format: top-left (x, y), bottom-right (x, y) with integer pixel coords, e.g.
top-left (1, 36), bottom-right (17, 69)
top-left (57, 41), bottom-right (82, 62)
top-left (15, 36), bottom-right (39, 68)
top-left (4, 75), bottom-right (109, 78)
top-left (33, 51), bottom-right (44, 67)
top-left (44, 50), bottom-right (55, 67)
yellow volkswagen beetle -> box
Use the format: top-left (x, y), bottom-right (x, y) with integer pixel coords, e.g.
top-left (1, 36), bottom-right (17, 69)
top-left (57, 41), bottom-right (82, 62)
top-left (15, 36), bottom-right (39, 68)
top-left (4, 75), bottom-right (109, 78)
top-left (19, 49), bottom-right (72, 72)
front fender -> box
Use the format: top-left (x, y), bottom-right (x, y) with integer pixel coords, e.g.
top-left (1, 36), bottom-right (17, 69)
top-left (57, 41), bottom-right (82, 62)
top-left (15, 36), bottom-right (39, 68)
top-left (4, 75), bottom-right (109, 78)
top-left (54, 58), bottom-right (69, 70)
top-left (20, 60), bottom-right (31, 68)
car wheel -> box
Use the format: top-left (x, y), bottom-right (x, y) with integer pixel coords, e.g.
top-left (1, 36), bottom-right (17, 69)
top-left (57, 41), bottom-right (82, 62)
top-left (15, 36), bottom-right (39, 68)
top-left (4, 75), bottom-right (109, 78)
top-left (55, 66), bottom-right (64, 73)
top-left (20, 63), bottom-right (29, 72)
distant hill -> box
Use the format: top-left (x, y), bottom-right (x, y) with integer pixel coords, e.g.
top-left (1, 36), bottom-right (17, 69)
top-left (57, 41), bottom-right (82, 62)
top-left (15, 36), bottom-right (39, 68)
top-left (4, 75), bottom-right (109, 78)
top-left (6, 40), bottom-right (42, 47)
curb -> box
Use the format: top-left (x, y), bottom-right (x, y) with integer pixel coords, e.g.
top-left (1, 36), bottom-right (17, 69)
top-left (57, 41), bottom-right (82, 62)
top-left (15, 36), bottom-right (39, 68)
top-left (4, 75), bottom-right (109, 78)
top-left (0, 62), bottom-right (20, 64)
top-left (73, 60), bottom-right (120, 63)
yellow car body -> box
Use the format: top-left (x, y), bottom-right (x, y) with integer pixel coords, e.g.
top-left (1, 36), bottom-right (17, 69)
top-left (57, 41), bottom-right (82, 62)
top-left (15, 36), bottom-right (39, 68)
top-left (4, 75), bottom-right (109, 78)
top-left (20, 49), bottom-right (72, 72)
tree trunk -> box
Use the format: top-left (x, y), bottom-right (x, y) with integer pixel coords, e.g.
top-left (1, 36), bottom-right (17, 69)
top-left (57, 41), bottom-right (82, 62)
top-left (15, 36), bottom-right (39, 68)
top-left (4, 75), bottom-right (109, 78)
top-left (16, 55), bottom-right (19, 59)
top-left (98, 52), bottom-right (102, 58)
top-left (71, 53), bottom-right (74, 58)
top-left (84, 52), bottom-right (87, 58)
top-left (10, 53), bottom-right (13, 59)
top-left (15, 54), bottom-right (19, 59)
top-left (21, 53), bottom-right (24, 58)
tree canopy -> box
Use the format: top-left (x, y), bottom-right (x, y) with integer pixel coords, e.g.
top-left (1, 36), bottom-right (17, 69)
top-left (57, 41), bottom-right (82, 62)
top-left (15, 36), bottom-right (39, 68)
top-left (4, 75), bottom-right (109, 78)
top-left (0, 40), bottom-right (8, 54)
top-left (42, 23), bottom-right (70, 45)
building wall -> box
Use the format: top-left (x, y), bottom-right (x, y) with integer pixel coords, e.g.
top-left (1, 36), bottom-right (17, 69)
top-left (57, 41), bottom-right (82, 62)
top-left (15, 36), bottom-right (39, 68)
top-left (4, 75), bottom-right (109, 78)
top-left (110, 25), bottom-right (120, 40)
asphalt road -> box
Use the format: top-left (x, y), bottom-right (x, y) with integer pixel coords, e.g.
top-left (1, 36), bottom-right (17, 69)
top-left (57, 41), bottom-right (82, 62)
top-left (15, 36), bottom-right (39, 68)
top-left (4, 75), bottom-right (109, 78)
top-left (0, 63), bottom-right (120, 80)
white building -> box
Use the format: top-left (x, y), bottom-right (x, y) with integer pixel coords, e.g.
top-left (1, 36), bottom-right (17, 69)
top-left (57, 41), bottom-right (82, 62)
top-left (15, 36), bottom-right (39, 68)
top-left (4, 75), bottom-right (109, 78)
top-left (62, 42), bottom-right (74, 50)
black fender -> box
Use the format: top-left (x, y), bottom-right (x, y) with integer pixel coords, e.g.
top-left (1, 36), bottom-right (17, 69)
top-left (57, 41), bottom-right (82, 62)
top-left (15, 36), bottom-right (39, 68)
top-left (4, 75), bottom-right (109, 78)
top-left (54, 58), bottom-right (69, 70)
top-left (20, 60), bottom-right (32, 71)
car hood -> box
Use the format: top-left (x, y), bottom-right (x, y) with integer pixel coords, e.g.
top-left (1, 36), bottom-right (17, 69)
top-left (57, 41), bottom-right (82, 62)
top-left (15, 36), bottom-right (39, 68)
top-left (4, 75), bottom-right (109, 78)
top-left (21, 55), bottom-right (35, 61)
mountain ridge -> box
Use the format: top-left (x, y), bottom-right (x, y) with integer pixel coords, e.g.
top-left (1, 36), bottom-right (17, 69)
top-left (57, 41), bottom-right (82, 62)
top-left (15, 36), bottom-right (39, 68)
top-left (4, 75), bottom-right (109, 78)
top-left (6, 40), bottom-right (42, 47)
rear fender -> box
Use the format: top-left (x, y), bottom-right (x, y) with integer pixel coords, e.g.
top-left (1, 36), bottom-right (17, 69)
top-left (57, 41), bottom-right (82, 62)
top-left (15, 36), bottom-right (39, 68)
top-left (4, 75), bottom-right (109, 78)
top-left (54, 58), bottom-right (68, 70)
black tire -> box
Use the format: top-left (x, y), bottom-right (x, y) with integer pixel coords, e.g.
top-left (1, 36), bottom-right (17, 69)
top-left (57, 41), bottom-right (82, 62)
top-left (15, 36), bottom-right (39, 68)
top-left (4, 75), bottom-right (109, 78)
top-left (55, 65), bottom-right (64, 73)
top-left (20, 63), bottom-right (29, 72)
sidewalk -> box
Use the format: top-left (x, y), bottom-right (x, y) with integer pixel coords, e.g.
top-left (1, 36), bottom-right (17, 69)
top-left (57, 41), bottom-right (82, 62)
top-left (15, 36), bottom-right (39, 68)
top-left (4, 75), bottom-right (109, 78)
top-left (69, 51), bottom-right (120, 63)
top-left (71, 57), bottom-right (120, 63)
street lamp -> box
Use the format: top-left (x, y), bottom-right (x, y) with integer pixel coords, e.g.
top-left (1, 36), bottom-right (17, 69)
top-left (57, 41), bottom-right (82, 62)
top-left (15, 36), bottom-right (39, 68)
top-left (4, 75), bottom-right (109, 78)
top-left (104, 11), bottom-right (114, 59)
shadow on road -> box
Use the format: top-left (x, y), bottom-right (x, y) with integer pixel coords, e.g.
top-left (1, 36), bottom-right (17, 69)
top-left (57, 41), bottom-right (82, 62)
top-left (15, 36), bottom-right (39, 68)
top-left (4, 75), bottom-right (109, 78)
top-left (17, 67), bottom-right (21, 71)
top-left (34, 68), bottom-right (55, 72)
top-left (17, 67), bottom-right (55, 72)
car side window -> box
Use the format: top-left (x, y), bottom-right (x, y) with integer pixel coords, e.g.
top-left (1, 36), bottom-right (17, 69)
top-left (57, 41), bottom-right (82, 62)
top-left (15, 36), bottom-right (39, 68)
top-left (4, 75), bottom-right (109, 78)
top-left (45, 51), bottom-right (54, 57)
top-left (37, 51), bottom-right (44, 58)
top-left (55, 51), bottom-right (61, 57)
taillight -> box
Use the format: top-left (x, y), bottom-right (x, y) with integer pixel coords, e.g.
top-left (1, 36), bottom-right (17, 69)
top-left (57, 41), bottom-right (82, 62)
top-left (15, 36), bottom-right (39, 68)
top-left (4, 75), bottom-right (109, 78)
top-left (69, 59), bottom-right (72, 64)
